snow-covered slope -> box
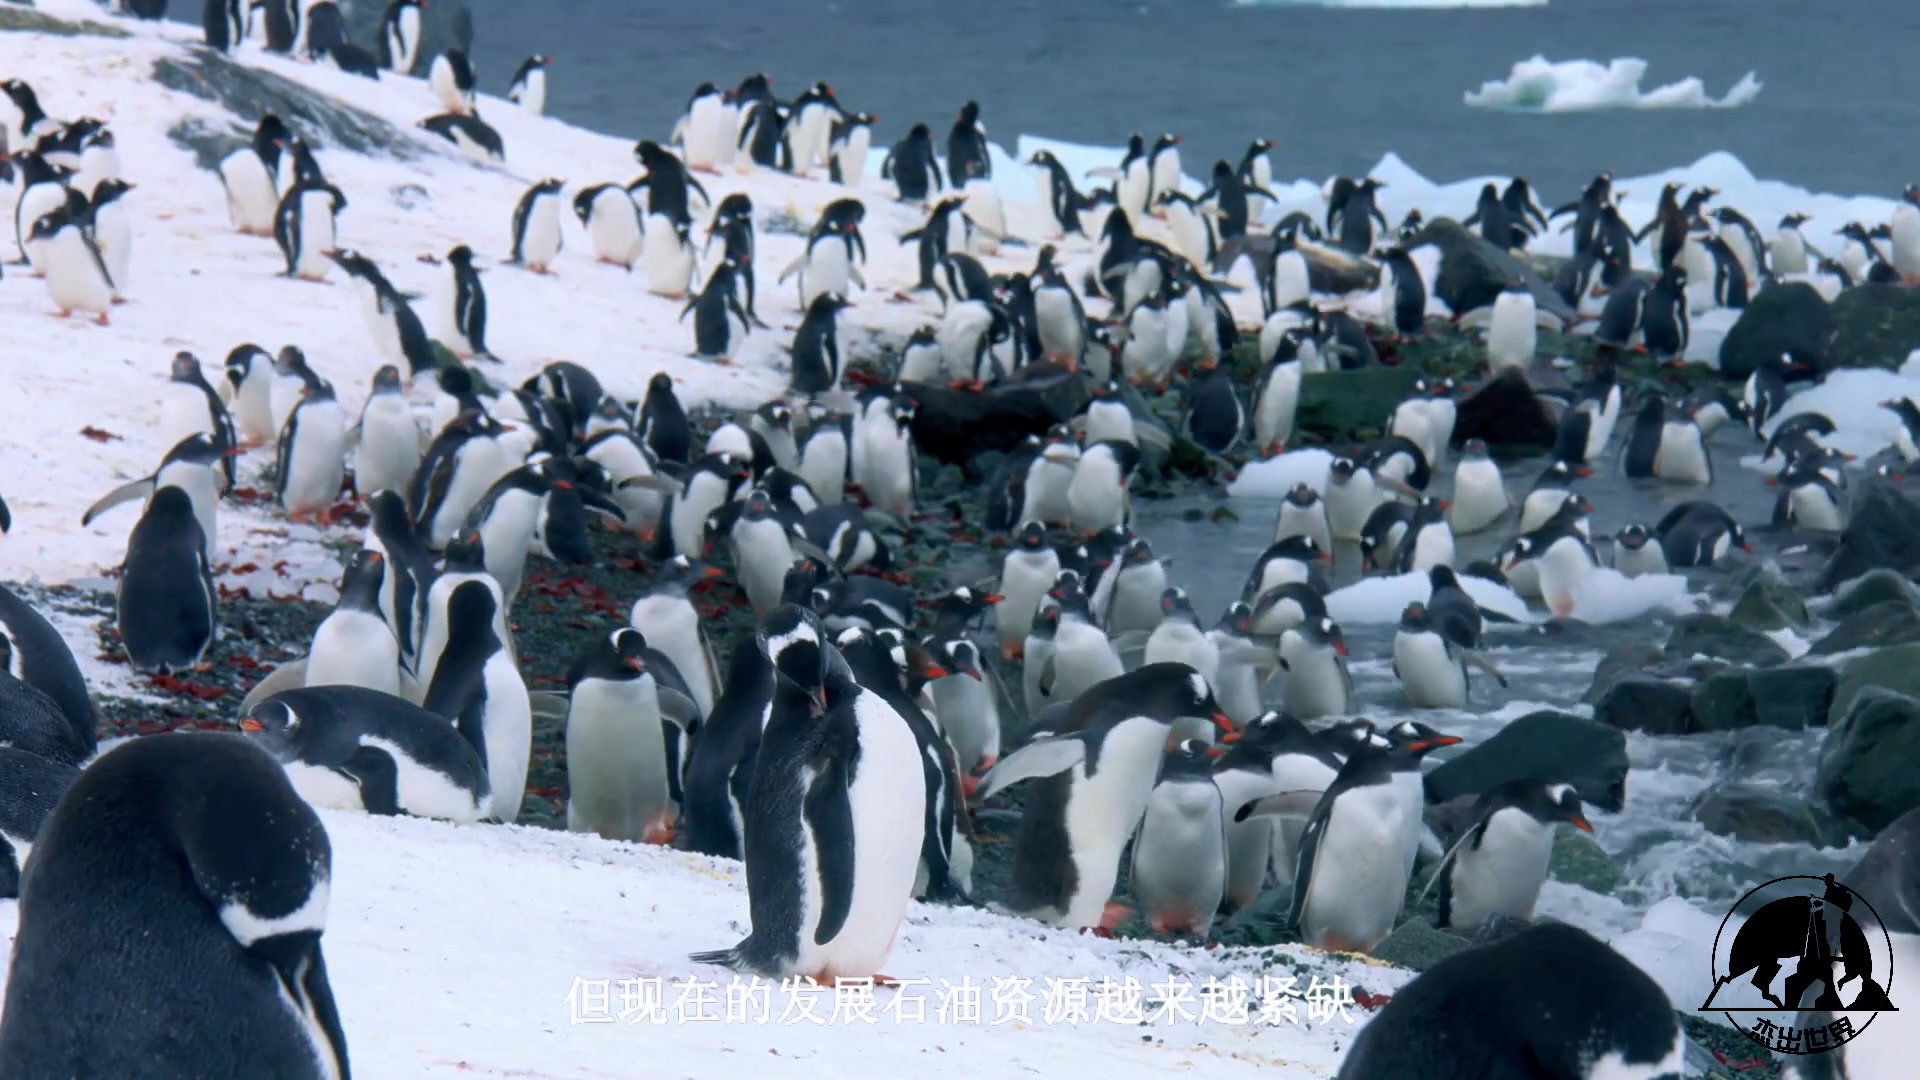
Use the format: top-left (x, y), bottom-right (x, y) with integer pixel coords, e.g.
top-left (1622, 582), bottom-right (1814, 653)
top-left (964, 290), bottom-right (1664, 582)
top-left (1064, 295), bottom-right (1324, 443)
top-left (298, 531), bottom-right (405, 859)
top-left (0, 9), bottom-right (1403, 1077)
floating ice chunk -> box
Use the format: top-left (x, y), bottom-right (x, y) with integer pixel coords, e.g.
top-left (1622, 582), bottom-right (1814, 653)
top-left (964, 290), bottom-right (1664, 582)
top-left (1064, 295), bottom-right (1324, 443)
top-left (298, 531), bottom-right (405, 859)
top-left (1224, 448), bottom-right (1335, 499)
top-left (1465, 57), bottom-right (1762, 113)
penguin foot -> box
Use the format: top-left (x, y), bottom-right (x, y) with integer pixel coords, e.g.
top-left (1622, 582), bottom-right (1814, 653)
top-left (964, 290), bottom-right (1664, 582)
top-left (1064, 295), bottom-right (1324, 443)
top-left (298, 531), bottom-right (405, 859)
top-left (111, 295), bottom-right (128, 305)
top-left (1000, 640), bottom-right (1024, 661)
top-left (1100, 902), bottom-right (1133, 931)
top-left (870, 974), bottom-right (900, 987)
top-left (94, 312), bottom-right (110, 326)
top-left (1263, 440), bottom-right (1286, 459)
top-left (52, 308), bottom-right (70, 319)
top-left (643, 822), bottom-right (676, 846)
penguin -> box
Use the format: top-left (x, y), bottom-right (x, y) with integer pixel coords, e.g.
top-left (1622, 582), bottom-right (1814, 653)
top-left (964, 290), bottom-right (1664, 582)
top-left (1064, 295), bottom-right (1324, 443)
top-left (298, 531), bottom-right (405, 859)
top-left (665, 452), bottom-right (751, 560)
top-left (380, 0), bottom-right (423, 72)
top-left (1276, 615), bottom-right (1354, 720)
top-left (420, 579), bottom-right (531, 823)
top-left (1333, 922), bottom-right (1684, 1079)
top-left (115, 486), bottom-right (216, 676)
top-left (690, 605), bottom-right (927, 981)
top-left (1770, 212), bottom-right (1816, 275)
top-left (1031, 584), bottom-right (1124, 708)
top-left (1624, 395), bottom-right (1713, 485)
top-left (1271, 482), bottom-right (1333, 552)
top-left (429, 48), bottom-right (478, 115)
top-left (996, 522), bottom-right (1061, 661)
top-left (1465, 181), bottom-right (1518, 250)
top-left (794, 404), bottom-right (851, 507)
top-left (635, 372), bottom-right (692, 468)
top-left (0, 732), bottom-right (350, 1080)
top-left (221, 343), bottom-right (277, 448)
top-left (273, 179), bottom-right (347, 281)
top-left (571, 183), bottom-right (644, 269)
top-left (1481, 279), bottom-right (1539, 373)
top-left (12, 151), bottom-right (72, 270)
top-left (275, 379), bottom-right (348, 523)
top-left (1182, 359), bottom-right (1244, 457)
top-left (1611, 523), bottom-right (1668, 577)
top-left (508, 177), bottom-right (566, 274)
top-left (1743, 351), bottom-right (1805, 438)
top-left (25, 207), bottom-right (113, 325)
top-left (779, 199), bottom-right (867, 311)
top-left (1031, 262), bottom-right (1090, 365)
top-left (420, 113), bottom-right (506, 161)
top-left (1325, 455), bottom-right (1383, 542)
top-left (1019, 425), bottom-right (1080, 529)
top-left (1368, 433), bottom-right (1434, 495)
top-left (722, 488), bottom-right (799, 618)
top-left (896, 324), bottom-right (944, 383)
top-left (1772, 465), bottom-right (1846, 533)
top-left (925, 635), bottom-right (999, 782)
top-left (160, 351), bottom-right (240, 487)
top-left (1334, 177), bottom-right (1387, 255)
top-left (643, 216), bottom-right (698, 300)
top-left (791, 292), bottom-right (851, 395)
top-left (1129, 740), bottom-right (1229, 938)
top-left (1432, 781), bottom-right (1592, 931)
top-left (1504, 522), bottom-right (1601, 618)
top-left (852, 392), bottom-right (918, 518)
top-left (83, 433), bottom-right (232, 573)
top-left (1446, 438), bottom-right (1509, 535)
top-left (507, 55), bottom-right (552, 116)
top-left (0, 585), bottom-right (96, 755)
top-left (674, 82), bottom-right (735, 173)
top-left (563, 627), bottom-right (703, 844)
top-left (826, 110), bottom-right (877, 186)
top-left (1639, 267), bottom-right (1690, 360)
top-left (882, 122), bottom-right (943, 203)
top-left (1028, 150), bottom-right (1093, 239)
top-left (218, 115), bottom-right (292, 236)
top-left (945, 100), bottom-right (991, 188)
top-left (462, 463), bottom-right (559, 602)
top-left (0, 743), bottom-right (76, 897)
top-left (1105, 537), bottom-right (1170, 637)
top-left (411, 409), bottom-right (521, 550)
top-left (1519, 459), bottom-right (1589, 533)
top-left (88, 177), bottom-right (133, 300)
top-left (1067, 439), bottom-right (1139, 534)
top-left (979, 663), bottom-right (1227, 931)
top-left (630, 555), bottom-right (726, 717)
top-left (269, 343), bottom-right (322, 441)
top-left (684, 256), bottom-right (753, 361)
top-left (306, 549), bottom-right (401, 696)
top-left (1142, 587), bottom-right (1221, 697)
top-left (1241, 535), bottom-right (1332, 609)
top-left (1392, 602), bottom-right (1488, 710)
top-left (427, 246), bottom-right (489, 360)
top-left (0, 631), bottom-right (87, 768)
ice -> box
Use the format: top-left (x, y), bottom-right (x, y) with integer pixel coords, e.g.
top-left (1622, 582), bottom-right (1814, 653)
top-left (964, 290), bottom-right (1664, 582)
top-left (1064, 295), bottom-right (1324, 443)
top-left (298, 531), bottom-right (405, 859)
top-left (1325, 569), bottom-right (1533, 625)
top-left (1756, 368), bottom-right (1920, 464)
top-left (1608, 896), bottom-right (1735, 1022)
top-left (1465, 57), bottom-right (1762, 113)
top-left (1570, 568), bottom-right (1700, 624)
top-left (1224, 449), bottom-right (1336, 498)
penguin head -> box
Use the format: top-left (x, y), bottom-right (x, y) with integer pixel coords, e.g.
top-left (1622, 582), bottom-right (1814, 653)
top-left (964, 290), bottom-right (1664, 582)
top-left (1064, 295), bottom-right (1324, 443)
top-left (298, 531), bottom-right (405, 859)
top-left (1617, 524), bottom-right (1651, 550)
top-left (1122, 538), bottom-right (1155, 567)
top-left (89, 177), bottom-right (133, 208)
top-left (370, 365), bottom-right (404, 394)
top-left (1014, 521), bottom-right (1048, 551)
top-left (237, 698), bottom-right (301, 747)
top-left (1780, 212), bottom-right (1811, 230)
top-left (1269, 535), bottom-right (1329, 566)
top-left (1461, 438), bottom-right (1490, 460)
top-left (936, 637), bottom-right (983, 681)
top-left (741, 488), bottom-right (777, 518)
top-left (888, 396), bottom-right (918, 427)
top-left (760, 604), bottom-right (832, 715)
top-left (443, 528), bottom-right (487, 571)
top-left (602, 627), bottom-right (651, 677)
top-left (1284, 483), bottom-right (1320, 509)
top-left (1328, 456), bottom-right (1358, 484)
top-left (1139, 663), bottom-right (1230, 736)
top-left (1430, 377), bottom-right (1457, 400)
top-left (1398, 602), bottom-right (1433, 633)
top-left (448, 245), bottom-right (476, 267)
top-left (957, 100), bottom-right (981, 126)
top-left (1305, 615), bottom-right (1347, 657)
top-left (1030, 603), bottom-right (1061, 639)
top-left (339, 548), bottom-right (385, 606)
top-left (1383, 719), bottom-right (1462, 756)
top-left (1220, 601), bottom-right (1255, 636)
top-left (26, 208), bottom-right (71, 242)
top-left (168, 351), bottom-right (204, 384)
top-left (1426, 563), bottom-right (1461, 593)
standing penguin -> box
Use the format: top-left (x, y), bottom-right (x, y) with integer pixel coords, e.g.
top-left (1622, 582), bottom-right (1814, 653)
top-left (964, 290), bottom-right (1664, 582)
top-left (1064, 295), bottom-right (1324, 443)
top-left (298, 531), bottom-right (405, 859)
top-left (825, 111), bottom-right (877, 187)
top-left (1640, 267), bottom-right (1691, 360)
top-left (690, 605), bottom-right (927, 982)
top-left (25, 208), bottom-right (114, 326)
top-left (996, 522), bottom-right (1061, 660)
top-left (1183, 359), bottom-right (1244, 457)
top-left (276, 379), bottom-right (348, 523)
top-left (574, 184), bottom-right (644, 269)
top-left (1434, 781), bottom-right (1591, 931)
top-left (946, 100), bottom-right (991, 188)
top-left (115, 487), bottom-right (216, 675)
top-left (630, 555), bottom-right (726, 717)
top-left (507, 55), bottom-right (552, 116)
top-left (684, 257), bottom-right (753, 361)
top-left (1446, 439), bottom-right (1510, 534)
top-left (507, 177), bottom-right (566, 274)
top-left (1391, 601), bottom-right (1506, 710)
top-left (224, 344), bottom-right (277, 447)
top-left (436, 245), bottom-right (491, 359)
top-left (421, 580), bottom-right (532, 823)
top-left (0, 733), bottom-right (350, 1080)
top-left (160, 351), bottom-right (240, 486)
top-left (1067, 439), bottom-right (1139, 534)
top-left (790, 292), bottom-right (851, 395)
top-left (274, 178), bottom-right (347, 281)
top-left (643, 217), bottom-right (697, 300)
top-left (981, 664), bottom-right (1228, 930)
top-left (882, 123), bottom-right (943, 203)
top-left (1129, 740), bottom-right (1229, 938)
top-left (429, 48), bottom-right (478, 115)
top-left (88, 177), bottom-right (133, 301)
top-left (779, 199), bottom-right (867, 310)
top-left (218, 114), bottom-right (292, 236)
top-left (564, 627), bottom-right (701, 844)
top-left (1271, 482), bottom-right (1333, 552)
top-left (1624, 394), bottom-right (1713, 486)
top-left (380, 0), bottom-right (423, 72)
top-left (306, 549), bottom-right (401, 696)
top-left (852, 392), bottom-right (918, 518)
top-left (1481, 280), bottom-right (1539, 373)
top-left (1276, 615), bottom-right (1355, 720)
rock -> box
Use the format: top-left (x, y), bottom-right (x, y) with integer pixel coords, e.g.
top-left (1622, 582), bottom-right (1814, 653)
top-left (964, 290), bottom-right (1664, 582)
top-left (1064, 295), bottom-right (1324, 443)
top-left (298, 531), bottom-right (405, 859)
top-left (1424, 710), bottom-right (1629, 812)
top-left (1833, 567), bottom-right (1920, 616)
top-left (1695, 783), bottom-right (1835, 846)
top-left (1810, 598), bottom-right (1920, 656)
top-left (1663, 613), bottom-right (1789, 667)
top-left (1819, 687), bottom-right (1920, 832)
top-left (1820, 480), bottom-right (1920, 592)
top-left (1550, 825), bottom-right (1622, 895)
top-left (1584, 639), bottom-right (1668, 704)
top-left (1594, 676), bottom-right (1694, 735)
top-left (344, 0), bottom-right (473, 75)
top-left (1824, 283), bottom-right (1920, 374)
top-left (1450, 368), bottom-right (1558, 451)
top-left (1688, 669), bottom-right (1754, 732)
top-left (1749, 665), bottom-right (1836, 730)
top-left (1717, 281), bottom-right (1829, 379)
top-left (1830, 642), bottom-right (1920, 726)
top-left (1728, 571), bottom-right (1809, 631)
top-left (903, 365), bottom-right (1089, 467)
top-left (0, 5), bottom-right (130, 36)
top-left (1369, 918), bottom-right (1471, 972)
top-left (1404, 219), bottom-right (1575, 324)
top-left (151, 54), bottom-right (437, 162)
top-left (1294, 365), bottom-right (1422, 443)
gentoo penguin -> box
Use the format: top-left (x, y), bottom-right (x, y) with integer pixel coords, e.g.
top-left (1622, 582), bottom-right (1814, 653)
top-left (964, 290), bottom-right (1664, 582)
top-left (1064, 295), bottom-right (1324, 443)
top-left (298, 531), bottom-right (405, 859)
top-left (0, 744), bottom-right (77, 897)
top-left (115, 486), bottom-right (216, 675)
top-left (1743, 351), bottom-right (1807, 437)
top-left (411, 409), bottom-right (520, 549)
top-left (461, 463), bottom-right (557, 601)
top-left (160, 351), bottom-right (240, 486)
top-left (1035, 585), bottom-right (1124, 707)
top-left (1205, 713), bottom-right (1288, 911)
top-left (724, 488), bottom-right (800, 618)
top-left (1650, 502), bottom-right (1749, 569)
top-left (0, 632), bottom-right (88, 767)
top-left (1773, 464), bottom-right (1846, 533)
top-left (572, 183), bottom-right (644, 268)
top-left (925, 635), bottom-right (999, 781)
top-left (270, 344), bottom-right (321, 439)
top-left (690, 605), bottom-right (927, 981)
top-left (1612, 523), bottom-right (1668, 577)
top-left (419, 113), bottom-right (506, 161)
top-left (642, 217), bottom-right (697, 300)
top-left (273, 179), bottom-right (347, 282)
top-left (1129, 740), bottom-right (1229, 937)
top-left (276, 379), bottom-right (348, 522)
top-left (1392, 601), bottom-right (1504, 710)
top-left (1505, 520), bottom-right (1600, 618)
top-left (1241, 535), bottom-right (1332, 612)
top-left (827, 111), bottom-right (877, 186)
top-left (507, 55), bottom-right (552, 115)
top-left (219, 115), bottom-right (292, 236)
top-left (429, 48), bottom-right (477, 115)
top-left (0, 585), bottom-right (96, 755)
top-left (779, 199), bottom-right (867, 311)
top-left (1183, 359), bottom-right (1243, 457)
top-left (508, 177), bottom-right (566, 274)
top-left (1142, 588), bottom-right (1221, 706)
top-left (306, 550), bottom-right (401, 696)
top-left (380, 0), bottom-right (423, 72)
top-left (88, 177), bottom-right (133, 300)
top-left (1391, 496), bottom-right (1456, 574)
top-left (1325, 456), bottom-right (1383, 541)
top-left (12, 151), bottom-right (71, 271)
top-left (684, 257), bottom-right (753, 361)
top-left (1433, 781), bottom-right (1591, 931)
top-left (665, 451), bottom-right (751, 559)
top-left (852, 392), bottom-right (918, 518)
top-left (882, 122), bottom-right (944, 203)
top-left (1519, 459), bottom-right (1589, 533)
top-left (26, 208), bottom-right (114, 325)
top-left (421, 580), bottom-right (531, 823)
top-left (1640, 267), bottom-right (1690, 360)
top-left (1624, 395), bottom-right (1713, 485)
top-left (1271, 482), bottom-right (1333, 551)
top-left (945, 100), bottom-right (991, 188)
top-left (1276, 615), bottom-right (1355, 720)
top-left (796, 404), bottom-right (851, 506)
top-left (791, 292), bottom-right (851, 394)
top-left (1334, 923), bottom-right (1684, 1079)
top-left (563, 627), bottom-right (701, 844)
top-left (0, 732), bottom-right (350, 1079)
top-left (630, 555), bottom-right (725, 717)
top-left (1067, 439), bottom-right (1139, 534)
top-left (1447, 438), bottom-right (1509, 534)
top-left (1105, 537), bottom-right (1170, 636)
top-left (981, 663), bottom-right (1227, 930)
top-left (352, 366), bottom-right (421, 505)
top-left (223, 343), bottom-right (277, 447)
top-left (996, 522), bottom-right (1061, 660)
top-left (1481, 280), bottom-right (1540, 373)
top-left (83, 433), bottom-right (229, 570)
top-left (637, 372), bottom-right (692, 466)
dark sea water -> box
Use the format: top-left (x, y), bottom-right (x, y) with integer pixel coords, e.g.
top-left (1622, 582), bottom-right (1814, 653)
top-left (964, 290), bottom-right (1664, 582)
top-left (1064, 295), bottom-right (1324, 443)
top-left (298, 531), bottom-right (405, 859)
top-left (460, 0), bottom-right (1920, 202)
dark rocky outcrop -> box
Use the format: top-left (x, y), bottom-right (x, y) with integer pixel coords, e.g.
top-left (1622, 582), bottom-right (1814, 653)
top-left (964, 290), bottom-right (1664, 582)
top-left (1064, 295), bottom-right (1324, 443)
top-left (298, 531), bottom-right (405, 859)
top-left (1449, 368), bottom-right (1559, 450)
top-left (903, 365), bottom-right (1089, 467)
top-left (1817, 480), bottom-right (1920, 592)
top-left (1689, 664), bottom-right (1835, 732)
top-left (1830, 641), bottom-right (1920, 726)
top-left (1823, 284), bottom-right (1920, 374)
top-left (1809, 598), bottom-right (1920, 655)
top-left (0, 5), bottom-right (130, 36)
top-left (1421, 709), bottom-right (1628, 813)
top-left (1664, 613), bottom-right (1790, 667)
top-left (1726, 568), bottom-right (1809, 632)
top-left (1584, 639), bottom-right (1668, 704)
top-left (1831, 568), bottom-right (1918, 617)
top-left (1694, 783), bottom-right (1837, 847)
top-left (1294, 365), bottom-right (1421, 444)
top-left (1594, 676), bottom-right (1694, 735)
top-left (1717, 281), bottom-right (1829, 379)
top-left (1819, 686), bottom-right (1920, 832)
top-left (153, 52), bottom-right (438, 162)
top-left (1404, 218), bottom-right (1575, 324)
top-left (344, 0), bottom-right (473, 76)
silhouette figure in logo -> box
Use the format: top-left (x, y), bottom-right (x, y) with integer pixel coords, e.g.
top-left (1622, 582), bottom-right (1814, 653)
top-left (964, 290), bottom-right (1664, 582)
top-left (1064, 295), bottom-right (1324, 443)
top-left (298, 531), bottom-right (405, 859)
top-left (1704, 874), bottom-right (1895, 1012)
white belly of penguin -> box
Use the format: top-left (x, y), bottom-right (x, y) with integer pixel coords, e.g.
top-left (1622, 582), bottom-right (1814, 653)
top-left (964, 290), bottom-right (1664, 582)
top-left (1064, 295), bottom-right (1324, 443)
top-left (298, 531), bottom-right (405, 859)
top-left (157, 466), bottom-right (221, 561)
top-left (1789, 485), bottom-right (1844, 533)
top-left (1326, 475), bottom-right (1381, 541)
top-left (1058, 716), bottom-right (1168, 928)
top-left (629, 596), bottom-right (714, 715)
top-left (1026, 457), bottom-right (1076, 526)
top-left (1083, 402), bottom-right (1135, 448)
top-left (809, 691), bottom-right (927, 977)
top-left (1654, 422), bottom-right (1711, 485)
top-left (1537, 538), bottom-right (1594, 616)
top-left (1051, 622), bottom-right (1123, 702)
top-left (1447, 459), bottom-right (1508, 534)
top-left (360, 734), bottom-right (488, 824)
top-left (1144, 623), bottom-right (1219, 686)
top-left (282, 761), bottom-right (373, 813)
top-left (1486, 294), bottom-right (1536, 372)
top-left (1299, 785), bottom-right (1408, 952)
top-left (1394, 630), bottom-right (1464, 709)
top-left (1445, 808), bottom-right (1552, 928)
top-left (566, 678), bottom-right (673, 841)
top-left (307, 609), bottom-right (400, 696)
top-left (1614, 544), bottom-right (1666, 578)
top-left (1272, 502), bottom-right (1330, 550)
top-left (1267, 753), bottom-right (1338, 897)
top-left (478, 490), bottom-right (543, 600)
top-left (799, 438), bottom-right (847, 506)
top-left (282, 402), bottom-right (348, 515)
top-left (931, 674), bottom-right (998, 772)
top-left (641, 215), bottom-right (692, 296)
top-left (295, 190), bottom-right (337, 279)
top-left (588, 190), bottom-right (644, 266)
top-left (1107, 566), bottom-right (1167, 635)
top-left (1409, 522), bottom-right (1455, 572)
top-left (1068, 454), bottom-right (1126, 532)
top-left (40, 229), bottom-right (112, 314)
top-left (353, 279), bottom-right (407, 370)
top-left (520, 197), bottom-right (563, 270)
top-left (1253, 364), bottom-right (1301, 449)
top-left (1782, 932), bottom-right (1918, 1080)
top-left (160, 384), bottom-right (214, 451)
top-left (995, 555), bottom-right (1057, 645)
top-left (1131, 781), bottom-right (1226, 931)
top-left (801, 241), bottom-right (851, 308)
top-left (355, 397), bottom-right (422, 497)
top-left (93, 201), bottom-right (130, 295)
top-left (1281, 649), bottom-right (1348, 720)
top-left (479, 652), bottom-right (533, 823)
top-left (220, 152), bottom-right (279, 233)
top-left (1033, 289), bottom-right (1082, 359)
top-left (17, 182), bottom-right (68, 269)
top-left (1211, 767), bottom-right (1278, 909)
top-left (730, 518), bottom-right (795, 616)
top-left (1518, 488), bottom-right (1568, 534)
top-left (428, 440), bottom-right (514, 547)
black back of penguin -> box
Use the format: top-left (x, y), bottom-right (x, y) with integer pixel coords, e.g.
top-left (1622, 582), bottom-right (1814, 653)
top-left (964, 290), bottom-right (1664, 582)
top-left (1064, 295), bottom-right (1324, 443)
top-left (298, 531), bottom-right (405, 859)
top-left (0, 732), bottom-right (350, 1079)
top-left (1336, 922), bottom-right (1680, 1080)
top-left (677, 635), bottom-right (775, 860)
top-left (116, 485), bottom-right (215, 676)
top-left (0, 583), bottom-right (97, 756)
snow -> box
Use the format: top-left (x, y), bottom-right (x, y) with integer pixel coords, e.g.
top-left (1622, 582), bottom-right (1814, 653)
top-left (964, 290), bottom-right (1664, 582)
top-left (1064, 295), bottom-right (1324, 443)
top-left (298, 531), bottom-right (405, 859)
top-left (1568, 568), bottom-right (1700, 625)
top-left (1464, 57), bottom-right (1763, 113)
top-left (1325, 570), bottom-right (1532, 625)
top-left (1754, 368), bottom-right (1920, 464)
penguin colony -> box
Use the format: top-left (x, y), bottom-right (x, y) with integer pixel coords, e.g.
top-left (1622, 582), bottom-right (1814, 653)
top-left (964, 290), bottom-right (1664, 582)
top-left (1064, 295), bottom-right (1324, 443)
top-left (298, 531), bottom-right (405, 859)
top-left (10, 11), bottom-right (1920, 1078)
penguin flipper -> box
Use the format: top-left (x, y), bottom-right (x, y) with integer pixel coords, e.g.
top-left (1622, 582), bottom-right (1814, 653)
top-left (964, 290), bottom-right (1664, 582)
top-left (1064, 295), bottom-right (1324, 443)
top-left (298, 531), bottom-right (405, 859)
top-left (1452, 306), bottom-right (1494, 331)
top-left (1456, 646), bottom-right (1509, 689)
top-left (1133, 424), bottom-right (1175, 453)
top-left (1233, 788), bottom-right (1323, 824)
top-left (656, 686), bottom-right (703, 730)
top-left (1037, 654), bottom-right (1058, 697)
top-left (803, 752), bottom-right (857, 946)
top-left (528, 690), bottom-right (572, 721)
top-left (776, 254), bottom-right (805, 284)
top-left (848, 265), bottom-right (866, 289)
top-left (237, 655), bottom-right (310, 715)
top-left (1475, 605), bottom-right (1520, 625)
top-left (1410, 821), bottom-right (1482, 913)
top-left (337, 744), bottom-right (404, 816)
top-left (972, 734), bottom-right (1088, 804)
top-left (80, 477), bottom-right (155, 527)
